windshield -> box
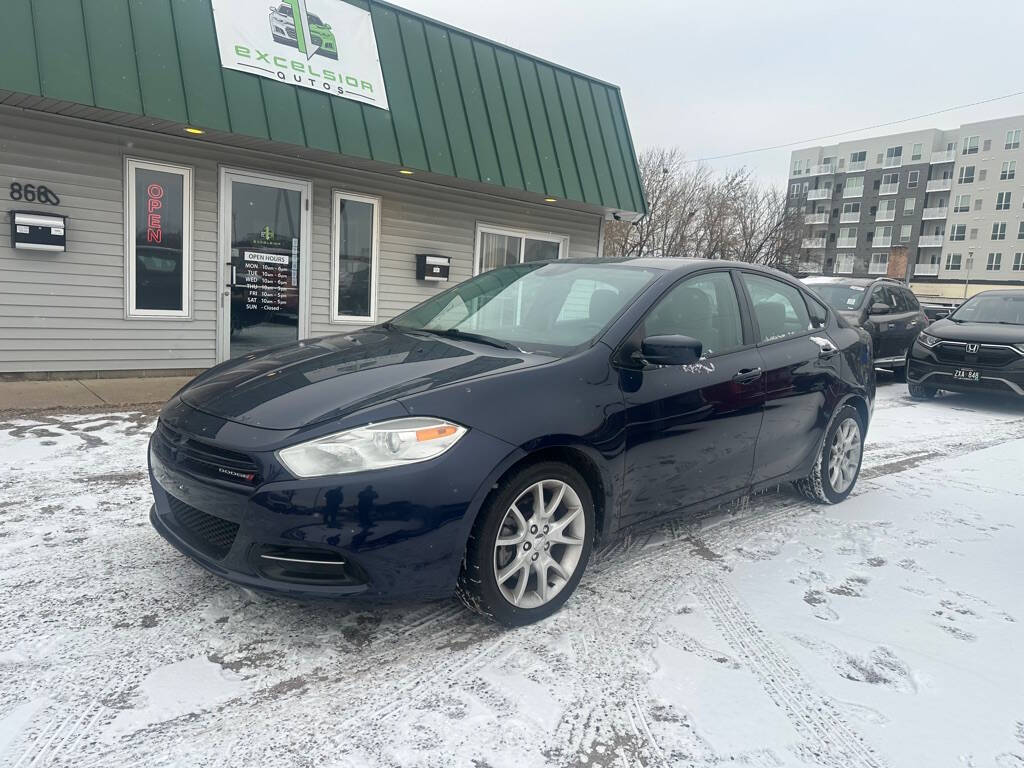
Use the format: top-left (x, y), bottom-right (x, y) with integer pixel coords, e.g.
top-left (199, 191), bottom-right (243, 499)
top-left (389, 262), bottom-right (659, 353)
top-left (950, 293), bottom-right (1024, 324)
top-left (805, 282), bottom-right (868, 311)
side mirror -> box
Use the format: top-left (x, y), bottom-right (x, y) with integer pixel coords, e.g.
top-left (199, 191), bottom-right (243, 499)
top-left (870, 302), bottom-right (890, 315)
top-left (935, 310), bottom-right (949, 319)
top-left (640, 335), bottom-right (703, 366)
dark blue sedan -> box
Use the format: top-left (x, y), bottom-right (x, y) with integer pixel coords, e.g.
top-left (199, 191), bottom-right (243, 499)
top-left (149, 259), bottom-right (874, 626)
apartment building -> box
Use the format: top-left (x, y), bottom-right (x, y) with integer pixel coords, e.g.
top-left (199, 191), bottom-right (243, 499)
top-left (788, 115), bottom-right (1024, 300)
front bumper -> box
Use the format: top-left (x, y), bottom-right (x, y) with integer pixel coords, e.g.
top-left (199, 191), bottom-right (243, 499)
top-left (908, 344), bottom-right (1024, 396)
top-left (148, 405), bottom-right (520, 600)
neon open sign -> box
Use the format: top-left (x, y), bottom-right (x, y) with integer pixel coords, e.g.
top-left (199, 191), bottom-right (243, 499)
top-left (146, 183), bottom-right (164, 244)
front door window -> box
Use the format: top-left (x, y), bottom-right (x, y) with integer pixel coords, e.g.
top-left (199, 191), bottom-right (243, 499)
top-left (222, 175), bottom-right (307, 359)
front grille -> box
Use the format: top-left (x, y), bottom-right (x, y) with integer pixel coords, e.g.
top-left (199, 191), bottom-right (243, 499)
top-left (153, 421), bottom-right (261, 486)
top-left (934, 342), bottom-right (1021, 368)
top-left (168, 496), bottom-right (239, 560)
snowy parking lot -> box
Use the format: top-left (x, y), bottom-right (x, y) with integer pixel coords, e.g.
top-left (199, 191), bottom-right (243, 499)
top-left (1, 380), bottom-right (1023, 767)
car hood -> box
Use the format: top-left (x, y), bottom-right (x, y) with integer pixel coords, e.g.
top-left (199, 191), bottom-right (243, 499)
top-left (179, 327), bottom-right (552, 430)
top-left (927, 318), bottom-right (1024, 344)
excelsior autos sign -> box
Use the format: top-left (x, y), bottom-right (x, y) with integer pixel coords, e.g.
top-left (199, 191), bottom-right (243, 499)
top-left (211, 0), bottom-right (389, 110)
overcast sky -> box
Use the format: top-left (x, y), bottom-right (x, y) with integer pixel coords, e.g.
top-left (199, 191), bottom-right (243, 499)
top-left (398, 0), bottom-right (1024, 187)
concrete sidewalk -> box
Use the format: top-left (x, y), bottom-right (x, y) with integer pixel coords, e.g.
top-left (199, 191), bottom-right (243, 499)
top-left (0, 376), bottom-right (191, 412)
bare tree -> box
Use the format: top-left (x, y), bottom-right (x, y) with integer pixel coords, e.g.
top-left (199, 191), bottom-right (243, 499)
top-left (603, 146), bottom-right (800, 270)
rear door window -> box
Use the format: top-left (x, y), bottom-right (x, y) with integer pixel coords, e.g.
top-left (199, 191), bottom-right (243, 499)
top-left (740, 273), bottom-right (814, 343)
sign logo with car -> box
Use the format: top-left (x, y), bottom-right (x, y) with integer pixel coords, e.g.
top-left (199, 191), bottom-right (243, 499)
top-left (210, 0), bottom-right (390, 109)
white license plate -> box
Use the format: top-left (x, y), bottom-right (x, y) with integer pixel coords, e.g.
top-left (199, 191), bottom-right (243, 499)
top-left (953, 368), bottom-right (980, 382)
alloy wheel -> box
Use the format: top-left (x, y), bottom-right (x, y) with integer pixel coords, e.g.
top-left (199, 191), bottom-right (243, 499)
top-left (828, 417), bottom-right (861, 494)
top-left (492, 479), bottom-right (587, 609)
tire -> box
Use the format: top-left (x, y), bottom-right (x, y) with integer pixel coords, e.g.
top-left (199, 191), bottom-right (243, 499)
top-left (794, 405), bottom-right (864, 505)
top-left (908, 380), bottom-right (937, 399)
top-left (457, 461), bottom-right (594, 627)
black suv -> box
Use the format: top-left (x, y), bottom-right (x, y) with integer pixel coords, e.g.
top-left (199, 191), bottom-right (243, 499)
top-left (803, 277), bottom-right (927, 378)
top-left (907, 289), bottom-right (1024, 399)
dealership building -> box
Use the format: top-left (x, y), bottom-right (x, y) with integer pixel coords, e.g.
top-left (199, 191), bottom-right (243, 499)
top-left (0, 0), bottom-right (644, 378)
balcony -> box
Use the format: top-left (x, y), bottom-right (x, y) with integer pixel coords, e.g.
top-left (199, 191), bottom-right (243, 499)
top-left (931, 149), bottom-right (956, 164)
top-left (806, 188), bottom-right (832, 201)
top-left (843, 186), bottom-right (864, 199)
top-left (804, 213), bottom-right (829, 225)
top-left (808, 163), bottom-right (835, 176)
top-left (918, 234), bottom-right (945, 247)
top-left (848, 160), bottom-right (866, 172)
top-left (926, 178), bottom-right (952, 192)
top-left (799, 261), bottom-right (822, 274)
top-left (802, 237), bottom-right (826, 249)
top-left (882, 157), bottom-right (903, 169)
top-left (834, 257), bottom-right (855, 274)
top-left (873, 235), bottom-right (893, 247)
top-left (839, 212), bottom-right (861, 224)
top-left (879, 183), bottom-right (900, 195)
top-left (868, 261), bottom-right (889, 275)
top-left (922, 206), bottom-right (948, 220)
top-left (914, 262), bottom-right (940, 276)
top-left (836, 237), bottom-right (857, 248)
top-left (876, 209), bottom-right (896, 222)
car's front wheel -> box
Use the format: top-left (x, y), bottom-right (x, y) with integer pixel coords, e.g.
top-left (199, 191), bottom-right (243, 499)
top-left (458, 462), bottom-right (594, 626)
top-left (908, 380), bottom-right (937, 399)
top-left (795, 405), bottom-right (864, 504)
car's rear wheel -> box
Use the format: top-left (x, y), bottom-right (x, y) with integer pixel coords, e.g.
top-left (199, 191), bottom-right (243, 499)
top-left (908, 380), bottom-right (937, 399)
top-left (795, 405), bottom-right (864, 504)
top-left (457, 462), bottom-right (594, 626)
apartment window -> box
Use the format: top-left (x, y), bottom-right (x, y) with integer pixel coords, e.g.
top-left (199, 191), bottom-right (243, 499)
top-left (983, 139), bottom-right (992, 152)
top-left (911, 143), bottom-right (923, 161)
top-left (476, 224), bottom-right (567, 274)
top-left (1006, 129), bottom-right (1022, 150)
top-left (875, 225), bottom-right (893, 241)
top-left (903, 198), bottom-right (916, 215)
top-left (979, 169), bottom-right (987, 182)
top-left (125, 158), bottom-right (192, 318)
top-left (849, 150), bottom-right (866, 168)
top-left (954, 194), bottom-right (971, 212)
top-left (885, 146), bottom-right (902, 163)
top-left (331, 191), bottom-right (380, 322)
top-left (1019, 221), bottom-right (1024, 240)
top-left (992, 222), bottom-right (1007, 240)
top-left (908, 170), bottom-right (920, 188)
top-left (790, 183), bottom-right (800, 199)
top-left (842, 202), bottom-right (861, 215)
top-left (844, 177), bottom-right (864, 197)
top-left (792, 160), bottom-right (802, 176)
top-left (970, 228), bottom-right (979, 240)
top-left (1015, 253), bottom-right (1024, 271)
top-left (950, 224), bottom-right (967, 241)
top-left (900, 224), bottom-right (912, 242)
top-left (878, 199), bottom-right (896, 217)
top-left (1001, 160), bottom-right (1017, 180)
top-left (876, 153), bottom-right (884, 164)
top-left (974, 198), bottom-right (983, 211)
top-left (958, 165), bottom-right (975, 184)
top-left (945, 253), bottom-right (962, 271)
top-left (962, 135), bottom-right (979, 155)
top-left (997, 192), bottom-right (1012, 211)
top-left (882, 172), bottom-right (899, 185)
top-left (838, 227), bottom-right (858, 244)
top-left (802, 182), bottom-right (809, 193)
top-left (835, 253), bottom-right (855, 274)
top-left (987, 252), bottom-right (1002, 270)
top-left (869, 253), bottom-right (889, 275)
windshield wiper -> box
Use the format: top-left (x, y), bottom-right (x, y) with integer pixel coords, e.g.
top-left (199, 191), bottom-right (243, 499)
top-left (417, 327), bottom-right (522, 351)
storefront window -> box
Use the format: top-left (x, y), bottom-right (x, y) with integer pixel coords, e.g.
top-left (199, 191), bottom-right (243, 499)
top-left (331, 191), bottom-right (379, 322)
top-left (125, 159), bottom-right (192, 317)
top-left (475, 225), bottom-right (567, 274)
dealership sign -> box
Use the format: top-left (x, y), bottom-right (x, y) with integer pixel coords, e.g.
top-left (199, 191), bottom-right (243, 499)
top-left (211, 0), bottom-right (389, 110)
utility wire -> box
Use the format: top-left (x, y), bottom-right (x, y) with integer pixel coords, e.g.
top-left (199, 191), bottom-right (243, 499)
top-left (683, 89), bottom-right (1024, 164)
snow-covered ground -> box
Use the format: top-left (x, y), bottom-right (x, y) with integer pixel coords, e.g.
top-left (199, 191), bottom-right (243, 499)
top-left (1, 381), bottom-right (1023, 767)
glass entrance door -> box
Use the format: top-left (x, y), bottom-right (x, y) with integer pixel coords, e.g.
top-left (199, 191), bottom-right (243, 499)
top-left (219, 171), bottom-right (309, 360)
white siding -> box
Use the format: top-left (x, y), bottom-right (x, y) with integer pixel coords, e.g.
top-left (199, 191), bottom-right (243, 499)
top-left (0, 109), bottom-right (602, 374)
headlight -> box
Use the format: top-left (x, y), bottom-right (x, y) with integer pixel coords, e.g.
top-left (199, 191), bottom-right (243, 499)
top-left (917, 332), bottom-right (941, 348)
top-left (277, 418), bottom-right (466, 478)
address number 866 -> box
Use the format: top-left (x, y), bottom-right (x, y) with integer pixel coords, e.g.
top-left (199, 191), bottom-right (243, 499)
top-left (9, 183), bottom-right (61, 206)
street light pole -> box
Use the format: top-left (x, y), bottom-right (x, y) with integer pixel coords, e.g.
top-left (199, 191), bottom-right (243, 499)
top-left (964, 250), bottom-right (974, 299)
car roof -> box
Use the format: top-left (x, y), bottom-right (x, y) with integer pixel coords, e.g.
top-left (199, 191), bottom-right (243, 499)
top-left (556, 257), bottom-right (795, 279)
top-left (802, 276), bottom-right (908, 288)
top-left (972, 288), bottom-right (1024, 297)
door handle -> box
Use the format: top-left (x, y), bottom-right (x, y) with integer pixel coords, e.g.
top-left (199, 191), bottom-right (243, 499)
top-left (732, 367), bottom-right (763, 383)
top-left (817, 341), bottom-right (839, 359)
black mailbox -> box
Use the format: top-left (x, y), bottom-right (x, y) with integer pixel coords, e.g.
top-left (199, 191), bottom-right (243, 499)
top-left (11, 211), bottom-right (67, 252)
top-left (416, 253), bottom-right (451, 282)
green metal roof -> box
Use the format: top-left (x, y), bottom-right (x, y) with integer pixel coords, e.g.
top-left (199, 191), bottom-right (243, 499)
top-left (0, 0), bottom-right (646, 215)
